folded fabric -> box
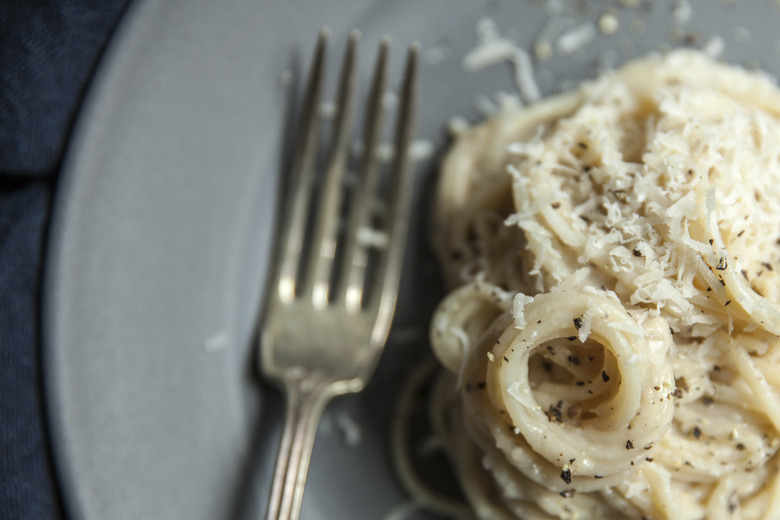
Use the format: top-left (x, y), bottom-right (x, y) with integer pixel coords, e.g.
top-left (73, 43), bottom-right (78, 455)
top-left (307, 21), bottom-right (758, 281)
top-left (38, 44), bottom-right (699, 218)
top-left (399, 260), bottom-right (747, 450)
top-left (0, 182), bottom-right (58, 520)
top-left (0, 0), bottom-right (131, 176)
top-left (0, 1), bottom-right (131, 519)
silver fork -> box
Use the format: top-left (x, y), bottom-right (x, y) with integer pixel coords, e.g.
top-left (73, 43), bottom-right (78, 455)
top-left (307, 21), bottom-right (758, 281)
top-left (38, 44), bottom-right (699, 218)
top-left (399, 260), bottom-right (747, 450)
top-left (260, 29), bottom-right (418, 520)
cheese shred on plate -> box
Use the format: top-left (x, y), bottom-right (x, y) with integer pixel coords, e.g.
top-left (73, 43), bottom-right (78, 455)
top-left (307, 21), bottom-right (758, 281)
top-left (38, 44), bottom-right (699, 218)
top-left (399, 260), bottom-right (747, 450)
top-left (419, 50), bottom-right (780, 519)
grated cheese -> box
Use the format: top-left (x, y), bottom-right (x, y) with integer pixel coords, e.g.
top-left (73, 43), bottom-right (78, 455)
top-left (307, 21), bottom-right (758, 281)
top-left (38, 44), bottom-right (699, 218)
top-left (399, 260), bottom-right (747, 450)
top-left (597, 12), bottom-right (620, 36)
top-left (461, 18), bottom-right (541, 104)
top-left (512, 293), bottom-right (534, 329)
top-left (672, 0), bottom-right (693, 25)
top-left (555, 23), bottom-right (597, 55)
top-left (410, 139), bottom-right (435, 161)
top-left (356, 227), bottom-right (389, 249)
top-left (334, 411), bottom-right (362, 447)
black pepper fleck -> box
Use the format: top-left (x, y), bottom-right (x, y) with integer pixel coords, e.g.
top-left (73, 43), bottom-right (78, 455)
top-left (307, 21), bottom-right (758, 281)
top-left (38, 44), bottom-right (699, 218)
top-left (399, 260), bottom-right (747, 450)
top-left (546, 403), bottom-right (563, 423)
top-left (560, 468), bottom-right (572, 484)
top-left (602, 371), bottom-right (610, 382)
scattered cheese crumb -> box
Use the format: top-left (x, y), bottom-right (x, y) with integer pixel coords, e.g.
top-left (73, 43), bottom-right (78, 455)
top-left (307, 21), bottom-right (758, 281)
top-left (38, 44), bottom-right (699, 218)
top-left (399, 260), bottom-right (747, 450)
top-left (556, 23), bottom-right (597, 55)
top-left (410, 139), bottom-right (435, 161)
top-left (203, 332), bottom-right (229, 353)
top-left (535, 41), bottom-right (554, 61)
top-left (598, 12), bottom-right (620, 36)
top-left (381, 91), bottom-right (398, 111)
top-left (513, 293), bottom-right (534, 329)
top-left (672, 0), bottom-right (693, 25)
top-left (357, 227), bottom-right (389, 249)
top-left (534, 16), bottom-right (575, 61)
top-left (702, 36), bottom-right (725, 58)
top-left (377, 142), bottom-right (394, 162)
top-left (462, 18), bottom-right (541, 103)
top-left (334, 412), bottom-right (362, 447)
top-left (319, 101), bottom-right (337, 120)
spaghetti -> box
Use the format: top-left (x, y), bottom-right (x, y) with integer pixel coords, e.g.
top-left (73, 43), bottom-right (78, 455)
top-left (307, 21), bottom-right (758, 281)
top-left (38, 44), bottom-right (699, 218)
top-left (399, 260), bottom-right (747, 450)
top-left (422, 50), bottom-right (780, 519)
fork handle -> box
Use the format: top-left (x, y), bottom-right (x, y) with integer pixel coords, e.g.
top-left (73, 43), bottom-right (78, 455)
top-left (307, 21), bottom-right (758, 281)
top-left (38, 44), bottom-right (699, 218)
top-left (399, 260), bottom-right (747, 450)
top-left (266, 378), bottom-right (332, 520)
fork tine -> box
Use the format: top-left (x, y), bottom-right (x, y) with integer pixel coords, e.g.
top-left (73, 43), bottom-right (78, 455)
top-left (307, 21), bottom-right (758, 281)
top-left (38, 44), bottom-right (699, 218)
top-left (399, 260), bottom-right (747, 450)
top-left (261, 33), bottom-right (419, 520)
top-left (276, 29), bottom-right (329, 304)
top-left (365, 42), bottom-right (419, 325)
top-left (300, 30), bottom-right (360, 308)
top-left (336, 37), bottom-right (390, 312)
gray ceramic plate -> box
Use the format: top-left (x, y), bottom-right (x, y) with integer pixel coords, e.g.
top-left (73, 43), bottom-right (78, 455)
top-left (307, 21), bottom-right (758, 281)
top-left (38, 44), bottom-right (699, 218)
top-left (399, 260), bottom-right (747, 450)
top-left (44, 1), bottom-right (780, 519)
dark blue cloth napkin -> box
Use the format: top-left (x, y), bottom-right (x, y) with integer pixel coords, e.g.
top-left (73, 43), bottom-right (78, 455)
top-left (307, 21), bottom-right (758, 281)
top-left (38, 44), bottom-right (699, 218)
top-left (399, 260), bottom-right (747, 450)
top-left (1, 2), bottom-right (130, 518)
